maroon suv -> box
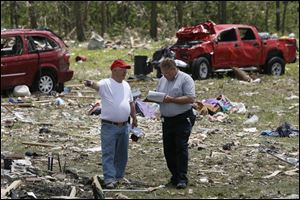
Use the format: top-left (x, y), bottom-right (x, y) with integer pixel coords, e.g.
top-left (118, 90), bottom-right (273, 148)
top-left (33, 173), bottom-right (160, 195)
top-left (1, 29), bottom-right (73, 94)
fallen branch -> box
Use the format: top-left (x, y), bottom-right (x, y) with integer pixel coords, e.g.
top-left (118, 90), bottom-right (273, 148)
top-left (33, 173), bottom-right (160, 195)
top-left (65, 84), bottom-right (84, 87)
top-left (267, 151), bottom-right (299, 165)
top-left (102, 189), bottom-right (148, 192)
top-left (1, 103), bottom-right (35, 107)
top-left (92, 175), bottom-right (105, 199)
top-left (102, 185), bottom-right (165, 193)
top-left (61, 95), bottom-right (95, 99)
top-left (50, 196), bottom-right (82, 199)
top-left (22, 141), bottom-right (57, 148)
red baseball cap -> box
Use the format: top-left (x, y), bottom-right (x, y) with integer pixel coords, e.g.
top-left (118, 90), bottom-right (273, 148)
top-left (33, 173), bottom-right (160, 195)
top-left (110, 59), bottom-right (131, 69)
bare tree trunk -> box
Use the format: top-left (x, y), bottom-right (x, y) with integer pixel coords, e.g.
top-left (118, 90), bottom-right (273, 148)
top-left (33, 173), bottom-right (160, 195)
top-left (124, 2), bottom-right (130, 27)
top-left (101, 1), bottom-right (107, 37)
top-left (27, 1), bottom-right (38, 28)
top-left (176, 1), bottom-right (183, 28)
top-left (106, 3), bottom-right (110, 29)
top-left (276, 1), bottom-right (280, 32)
top-left (150, 1), bottom-right (157, 41)
top-left (9, 1), bottom-right (18, 28)
top-left (62, 1), bottom-right (71, 38)
top-left (83, 1), bottom-right (90, 32)
top-left (281, 1), bottom-right (288, 35)
top-left (9, 1), bottom-right (15, 28)
top-left (73, 1), bottom-right (86, 42)
top-left (218, 1), bottom-right (227, 23)
top-left (203, 1), bottom-right (211, 21)
top-left (264, 1), bottom-right (269, 31)
top-left (190, 2), bottom-right (195, 25)
top-left (297, 5), bottom-right (299, 29)
top-left (57, 2), bottom-right (62, 35)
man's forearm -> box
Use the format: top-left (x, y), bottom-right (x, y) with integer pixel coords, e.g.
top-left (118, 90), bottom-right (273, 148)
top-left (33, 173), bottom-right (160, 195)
top-left (164, 95), bottom-right (195, 104)
top-left (130, 102), bottom-right (138, 126)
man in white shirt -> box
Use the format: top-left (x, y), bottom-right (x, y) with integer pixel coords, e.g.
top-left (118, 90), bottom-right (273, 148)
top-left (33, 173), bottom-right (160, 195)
top-left (84, 59), bottom-right (138, 189)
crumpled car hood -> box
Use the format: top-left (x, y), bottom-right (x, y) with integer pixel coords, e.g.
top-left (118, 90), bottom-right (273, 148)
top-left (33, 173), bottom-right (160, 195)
top-left (176, 20), bottom-right (216, 40)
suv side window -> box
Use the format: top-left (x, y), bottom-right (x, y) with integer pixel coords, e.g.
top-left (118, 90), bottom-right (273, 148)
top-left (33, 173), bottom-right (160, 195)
top-left (217, 29), bottom-right (237, 42)
top-left (28, 36), bottom-right (59, 52)
top-left (1, 36), bottom-right (23, 57)
top-left (239, 28), bottom-right (256, 40)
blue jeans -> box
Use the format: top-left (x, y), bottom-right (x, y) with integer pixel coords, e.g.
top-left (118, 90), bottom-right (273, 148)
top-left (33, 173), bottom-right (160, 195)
top-left (101, 123), bottom-right (129, 185)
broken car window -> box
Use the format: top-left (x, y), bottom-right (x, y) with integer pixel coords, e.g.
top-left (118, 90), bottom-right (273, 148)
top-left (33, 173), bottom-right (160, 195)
top-left (1, 36), bottom-right (23, 56)
top-left (217, 29), bottom-right (237, 42)
top-left (239, 28), bottom-right (256, 40)
top-left (29, 36), bottom-right (59, 52)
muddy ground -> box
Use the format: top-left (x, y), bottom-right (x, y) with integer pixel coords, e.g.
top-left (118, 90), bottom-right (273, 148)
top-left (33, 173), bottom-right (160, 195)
top-left (1, 62), bottom-right (299, 199)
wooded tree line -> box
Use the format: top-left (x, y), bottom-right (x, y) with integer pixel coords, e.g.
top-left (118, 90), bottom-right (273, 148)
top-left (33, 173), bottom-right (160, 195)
top-left (1, 1), bottom-right (299, 42)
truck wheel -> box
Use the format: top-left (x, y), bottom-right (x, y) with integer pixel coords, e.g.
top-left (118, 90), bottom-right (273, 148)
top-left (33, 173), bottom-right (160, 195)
top-left (192, 57), bottom-right (211, 80)
top-left (265, 57), bottom-right (285, 76)
top-left (38, 72), bottom-right (56, 94)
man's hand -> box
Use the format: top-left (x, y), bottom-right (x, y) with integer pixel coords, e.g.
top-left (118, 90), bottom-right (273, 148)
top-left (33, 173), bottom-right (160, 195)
top-left (163, 95), bottom-right (174, 103)
top-left (84, 80), bottom-right (92, 87)
top-left (131, 116), bottom-right (138, 128)
top-left (83, 80), bottom-right (100, 91)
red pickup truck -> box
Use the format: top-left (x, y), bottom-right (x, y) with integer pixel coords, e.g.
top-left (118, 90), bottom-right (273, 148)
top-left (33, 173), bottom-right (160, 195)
top-left (153, 21), bottom-right (297, 79)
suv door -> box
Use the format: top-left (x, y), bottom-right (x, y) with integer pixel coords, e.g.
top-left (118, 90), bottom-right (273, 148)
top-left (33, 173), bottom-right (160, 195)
top-left (1, 35), bottom-right (33, 90)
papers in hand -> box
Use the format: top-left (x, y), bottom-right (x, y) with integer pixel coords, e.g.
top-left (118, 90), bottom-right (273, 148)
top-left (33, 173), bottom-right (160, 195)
top-left (145, 90), bottom-right (166, 103)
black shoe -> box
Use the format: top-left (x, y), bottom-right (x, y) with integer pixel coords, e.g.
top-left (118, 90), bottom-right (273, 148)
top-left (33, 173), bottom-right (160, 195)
top-left (165, 181), bottom-right (177, 187)
top-left (176, 182), bottom-right (187, 189)
top-left (105, 182), bottom-right (116, 189)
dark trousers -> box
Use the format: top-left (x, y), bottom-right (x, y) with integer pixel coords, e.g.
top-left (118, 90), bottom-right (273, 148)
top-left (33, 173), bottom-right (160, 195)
top-left (162, 109), bottom-right (195, 184)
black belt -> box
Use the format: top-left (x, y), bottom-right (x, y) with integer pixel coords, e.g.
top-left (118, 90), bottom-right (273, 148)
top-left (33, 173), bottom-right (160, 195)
top-left (162, 109), bottom-right (193, 121)
top-left (101, 119), bottom-right (127, 126)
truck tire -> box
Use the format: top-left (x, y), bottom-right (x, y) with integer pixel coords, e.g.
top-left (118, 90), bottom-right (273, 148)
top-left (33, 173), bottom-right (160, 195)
top-left (265, 57), bottom-right (285, 76)
top-left (192, 57), bottom-right (211, 80)
top-left (38, 72), bottom-right (56, 94)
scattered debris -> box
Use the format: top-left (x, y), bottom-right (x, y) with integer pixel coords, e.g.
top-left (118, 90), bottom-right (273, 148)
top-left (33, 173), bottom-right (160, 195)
top-left (1, 180), bottom-right (22, 198)
top-left (263, 170), bottom-right (281, 179)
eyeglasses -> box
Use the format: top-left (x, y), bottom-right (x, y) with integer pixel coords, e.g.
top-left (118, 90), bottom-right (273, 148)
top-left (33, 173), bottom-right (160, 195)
top-left (161, 68), bottom-right (175, 76)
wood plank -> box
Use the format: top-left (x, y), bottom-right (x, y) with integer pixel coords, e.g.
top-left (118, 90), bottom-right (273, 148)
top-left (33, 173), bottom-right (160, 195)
top-left (51, 196), bottom-right (82, 199)
top-left (69, 186), bottom-right (76, 197)
top-left (1, 180), bottom-right (22, 198)
top-left (1, 103), bottom-right (34, 107)
top-left (92, 175), bottom-right (105, 199)
top-left (22, 142), bottom-right (57, 147)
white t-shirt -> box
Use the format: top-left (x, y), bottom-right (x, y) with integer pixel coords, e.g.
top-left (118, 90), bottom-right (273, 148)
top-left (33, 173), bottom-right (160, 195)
top-left (98, 78), bottom-right (133, 122)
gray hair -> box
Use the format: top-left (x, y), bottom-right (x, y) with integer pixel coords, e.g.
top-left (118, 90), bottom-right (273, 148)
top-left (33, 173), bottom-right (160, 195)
top-left (160, 58), bottom-right (176, 70)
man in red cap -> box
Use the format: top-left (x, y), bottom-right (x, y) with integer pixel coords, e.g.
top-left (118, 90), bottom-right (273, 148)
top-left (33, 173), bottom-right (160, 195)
top-left (84, 59), bottom-right (138, 189)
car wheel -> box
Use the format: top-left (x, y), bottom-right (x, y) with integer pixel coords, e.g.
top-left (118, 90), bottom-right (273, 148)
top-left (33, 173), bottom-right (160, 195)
top-left (192, 57), bottom-right (211, 80)
top-left (38, 72), bottom-right (56, 94)
top-left (266, 57), bottom-right (285, 76)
